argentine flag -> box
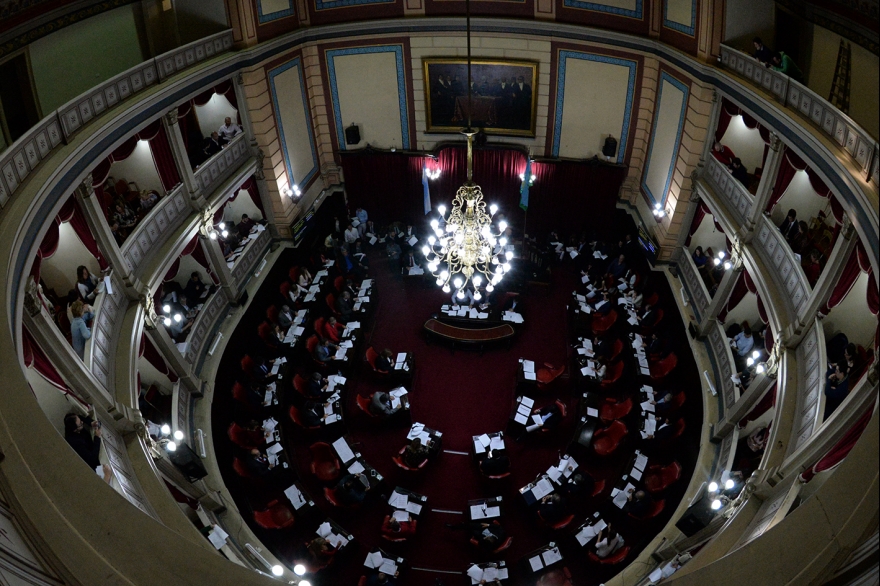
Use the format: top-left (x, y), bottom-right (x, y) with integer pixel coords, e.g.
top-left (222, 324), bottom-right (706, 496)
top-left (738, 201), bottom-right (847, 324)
top-left (519, 158), bottom-right (531, 211)
top-left (422, 164), bottom-right (432, 215)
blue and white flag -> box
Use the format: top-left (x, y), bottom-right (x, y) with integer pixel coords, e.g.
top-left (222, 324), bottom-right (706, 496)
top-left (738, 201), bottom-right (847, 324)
top-left (519, 158), bottom-right (531, 211)
top-left (423, 165), bottom-right (432, 215)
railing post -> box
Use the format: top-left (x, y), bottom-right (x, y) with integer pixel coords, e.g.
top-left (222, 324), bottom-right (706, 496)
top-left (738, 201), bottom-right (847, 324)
top-left (742, 133), bottom-right (783, 241)
top-left (697, 256), bottom-right (744, 337)
top-left (162, 109), bottom-right (205, 212)
top-left (75, 176), bottom-right (143, 296)
top-left (199, 228), bottom-right (238, 304)
top-left (784, 216), bottom-right (857, 345)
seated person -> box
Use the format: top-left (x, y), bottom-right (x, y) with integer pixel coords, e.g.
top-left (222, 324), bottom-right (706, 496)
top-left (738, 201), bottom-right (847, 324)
top-left (237, 214), bottom-right (256, 239)
top-left (692, 246), bottom-right (709, 269)
top-left (501, 292), bottom-right (520, 313)
top-left (470, 521), bottom-right (506, 553)
top-left (352, 239), bottom-right (370, 266)
top-left (595, 524), bottom-right (626, 558)
top-left (803, 250), bottom-right (822, 287)
top-left (314, 338), bottom-right (338, 363)
top-left (386, 237), bottom-right (402, 275)
top-left (639, 303), bottom-right (657, 327)
top-left (298, 400), bottom-right (325, 427)
top-left (70, 300), bottom-right (92, 360)
top-left (645, 416), bottom-right (677, 441)
top-left (110, 221), bottom-right (125, 246)
top-left (202, 131), bottom-right (227, 157)
top-left (651, 392), bottom-right (677, 416)
top-left (625, 489), bottom-right (655, 517)
top-left (778, 209), bottom-right (798, 241)
top-left (479, 449), bottom-right (510, 476)
top-left (63, 413), bottom-right (112, 483)
top-left (375, 348), bottom-right (394, 372)
top-left (647, 333), bottom-right (667, 360)
top-left (365, 572), bottom-right (399, 586)
top-left (369, 391), bottom-right (399, 417)
top-left (321, 316), bottom-right (345, 343)
top-left (183, 271), bottom-right (207, 302)
top-left (728, 158), bottom-right (749, 186)
top-left (305, 536), bottom-right (337, 566)
top-left (823, 364), bottom-right (850, 419)
top-left (381, 514), bottom-right (417, 540)
top-left (244, 447), bottom-right (278, 478)
top-left (240, 381), bottom-right (270, 409)
top-left (138, 189), bottom-right (159, 211)
top-left (626, 287), bottom-right (644, 310)
top-left (277, 305), bottom-right (295, 330)
top-left (334, 472), bottom-right (370, 505)
top-left (402, 249), bottom-right (419, 272)
top-left (533, 403), bottom-right (563, 431)
top-left (786, 220), bottom-right (807, 250)
top-left (452, 286), bottom-right (477, 308)
top-left (402, 437), bottom-right (429, 468)
top-left (752, 37), bottom-right (773, 65)
top-left (559, 471), bottom-right (594, 497)
top-left (298, 267), bottom-right (313, 290)
top-left (304, 372), bottom-right (328, 399)
top-left (594, 358), bottom-right (608, 381)
top-left (606, 254), bottom-right (628, 281)
top-left (731, 322), bottom-right (755, 366)
top-left (336, 291), bottom-right (355, 321)
top-left (339, 248), bottom-right (365, 280)
top-left (76, 265), bottom-right (100, 303)
top-left (112, 200), bottom-right (138, 233)
top-left (711, 141), bottom-right (736, 166)
top-left (537, 493), bottom-right (569, 524)
top-left (217, 116), bottom-right (242, 140)
top-left (592, 336), bottom-right (610, 360)
top-left (593, 291), bottom-right (614, 316)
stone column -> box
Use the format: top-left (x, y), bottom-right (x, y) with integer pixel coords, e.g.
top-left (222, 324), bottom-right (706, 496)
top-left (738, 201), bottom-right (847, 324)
top-left (697, 256), bottom-right (744, 337)
top-left (162, 109), bottom-right (205, 212)
top-left (741, 132), bottom-right (783, 240)
top-left (712, 352), bottom-right (780, 441)
top-left (200, 228), bottom-right (238, 303)
top-left (225, 0), bottom-right (259, 49)
top-left (75, 176), bottom-right (143, 296)
top-left (139, 294), bottom-right (202, 395)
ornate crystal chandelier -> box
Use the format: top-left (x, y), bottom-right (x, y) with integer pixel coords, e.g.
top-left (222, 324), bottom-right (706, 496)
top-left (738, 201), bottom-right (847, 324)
top-left (421, 0), bottom-right (512, 301)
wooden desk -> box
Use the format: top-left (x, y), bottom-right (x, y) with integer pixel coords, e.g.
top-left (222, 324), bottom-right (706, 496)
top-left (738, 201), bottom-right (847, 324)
top-left (423, 318), bottom-right (515, 355)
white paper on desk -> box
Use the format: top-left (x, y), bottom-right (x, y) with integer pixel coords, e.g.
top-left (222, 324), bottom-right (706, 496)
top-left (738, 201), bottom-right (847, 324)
top-left (303, 293), bottom-right (316, 302)
top-left (531, 414), bottom-right (543, 426)
top-left (467, 565), bottom-right (484, 581)
top-left (266, 443), bottom-right (284, 456)
top-left (347, 460), bottom-right (365, 475)
top-left (580, 304), bottom-right (592, 314)
top-left (575, 294), bottom-right (586, 303)
top-left (524, 371), bottom-right (536, 381)
top-left (408, 266), bottom-right (424, 275)
top-left (323, 403), bottom-right (334, 417)
top-left (581, 366), bottom-right (596, 377)
top-left (267, 453), bottom-right (279, 466)
top-left (520, 396), bottom-right (534, 407)
top-left (391, 396), bottom-right (401, 409)
top-left (522, 360), bottom-right (535, 373)
top-left (467, 308), bottom-right (477, 319)
top-left (575, 526), bottom-right (595, 546)
top-left (263, 390), bottom-right (275, 405)
top-left (389, 491), bottom-right (408, 508)
top-left (534, 478), bottom-right (555, 499)
top-left (208, 529), bottom-right (227, 549)
top-left (516, 403), bottom-right (531, 417)
top-left (617, 282), bottom-right (628, 291)
top-left (317, 522), bottom-right (332, 538)
top-left (284, 484), bottom-right (307, 508)
top-left (542, 547), bottom-right (562, 565)
top-left (477, 434), bottom-right (491, 448)
top-left (640, 366), bottom-right (651, 375)
top-left (490, 435), bottom-right (505, 450)
top-left (547, 466), bottom-right (562, 482)
top-left (389, 387), bottom-right (408, 398)
top-left (641, 400), bottom-right (655, 412)
top-left (334, 348), bottom-right (347, 360)
top-left (393, 510), bottom-right (410, 522)
top-left (406, 501), bottom-right (422, 515)
top-left (332, 437), bottom-right (355, 463)
top-left (404, 235), bottom-right (418, 246)
top-left (635, 453), bottom-right (648, 471)
top-left (369, 236), bottom-right (378, 245)
top-left (377, 559), bottom-right (397, 575)
top-left (353, 302), bottom-right (362, 311)
top-left (631, 466), bottom-right (643, 481)
top-left (456, 308), bottom-right (467, 317)
top-left (529, 555), bottom-right (544, 571)
top-left (583, 407), bottom-right (598, 419)
top-left (569, 250), bottom-right (578, 259)
top-left (357, 296), bottom-right (370, 303)
top-left (514, 412), bottom-right (528, 424)
top-left (581, 275), bottom-right (590, 284)
top-left (612, 488), bottom-right (629, 509)
top-left (483, 567), bottom-right (498, 581)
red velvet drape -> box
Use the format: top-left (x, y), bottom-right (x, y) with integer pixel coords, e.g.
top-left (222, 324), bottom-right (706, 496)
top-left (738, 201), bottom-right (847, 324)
top-left (177, 102), bottom-right (199, 150)
top-left (800, 406), bottom-right (875, 482)
top-left (140, 333), bottom-right (177, 382)
top-left (148, 124), bottom-right (181, 192)
top-left (191, 238), bottom-right (220, 285)
top-left (685, 202), bottom-right (710, 247)
top-left (339, 152), bottom-right (428, 225)
top-left (737, 383), bottom-right (777, 429)
top-left (718, 269), bottom-right (754, 323)
top-left (239, 176), bottom-right (265, 216)
top-left (192, 80), bottom-right (240, 123)
top-left (22, 326), bottom-right (89, 406)
top-left (70, 199), bottom-right (109, 270)
top-left (715, 99), bottom-right (737, 142)
top-left (766, 149), bottom-right (808, 212)
top-left (820, 242), bottom-right (866, 315)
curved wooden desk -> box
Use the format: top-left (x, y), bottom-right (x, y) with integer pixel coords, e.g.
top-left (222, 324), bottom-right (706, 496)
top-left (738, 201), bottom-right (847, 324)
top-left (423, 318), bottom-right (515, 355)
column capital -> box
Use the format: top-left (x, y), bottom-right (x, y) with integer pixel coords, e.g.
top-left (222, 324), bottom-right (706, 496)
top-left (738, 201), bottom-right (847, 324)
top-left (254, 147), bottom-right (266, 181)
top-left (163, 108), bottom-right (179, 127)
top-left (712, 88), bottom-right (719, 104)
top-left (768, 132), bottom-right (782, 152)
top-left (840, 213), bottom-right (855, 240)
top-left (24, 280), bottom-right (42, 317)
top-left (76, 174), bottom-right (95, 198)
top-left (139, 291), bottom-right (160, 330)
top-left (235, 72), bottom-right (244, 86)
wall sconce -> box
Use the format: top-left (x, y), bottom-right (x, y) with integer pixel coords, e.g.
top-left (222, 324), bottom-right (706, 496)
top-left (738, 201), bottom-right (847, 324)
top-left (652, 202), bottom-right (666, 219)
top-left (712, 250), bottom-right (733, 270)
top-left (206, 222), bottom-right (228, 241)
top-left (282, 185), bottom-right (302, 199)
top-left (160, 302), bottom-right (184, 328)
top-left (145, 423), bottom-right (186, 458)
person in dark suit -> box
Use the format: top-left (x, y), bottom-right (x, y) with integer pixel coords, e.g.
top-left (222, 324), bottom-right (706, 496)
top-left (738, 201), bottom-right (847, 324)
top-left (369, 391), bottom-right (398, 417)
top-left (511, 75), bottom-right (532, 127)
top-left (625, 489), bottom-right (654, 518)
top-left (335, 473), bottom-right (369, 505)
top-left (251, 356), bottom-right (276, 384)
top-left (183, 271), bottom-right (207, 302)
top-left (299, 400), bottom-right (325, 427)
top-left (651, 392), bottom-right (677, 417)
top-left (305, 372), bottom-right (328, 399)
top-left (538, 493), bottom-right (569, 525)
top-left (606, 254), bottom-right (628, 281)
top-left (277, 305), bottom-right (295, 330)
top-left (647, 333), bottom-right (666, 359)
top-left (237, 214), bottom-right (255, 239)
top-left (403, 438), bottom-right (429, 468)
top-left (559, 471), bottom-right (594, 497)
top-left (245, 448), bottom-right (277, 478)
top-left (63, 413), bottom-right (112, 482)
top-left (469, 521), bottom-right (506, 553)
top-left (479, 449), bottom-right (510, 476)
top-left (594, 291), bottom-right (614, 316)
top-left (752, 37), bottom-right (773, 65)
top-left (202, 132), bottom-right (227, 157)
top-left (535, 403), bottom-right (563, 431)
top-left (314, 339), bottom-right (337, 363)
top-left (823, 364), bottom-right (850, 419)
top-left (336, 291), bottom-right (355, 321)
top-left (728, 158), bottom-right (750, 186)
top-left (593, 336), bottom-right (610, 360)
top-left (375, 348), bottom-right (394, 372)
top-left (646, 417), bottom-right (676, 441)
top-left (778, 209), bottom-right (798, 241)
top-left (639, 304), bottom-right (656, 328)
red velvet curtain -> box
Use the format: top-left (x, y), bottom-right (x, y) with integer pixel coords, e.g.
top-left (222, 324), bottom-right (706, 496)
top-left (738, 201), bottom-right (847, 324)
top-left (140, 333), bottom-right (178, 382)
top-left (737, 383), bottom-right (777, 429)
top-left (148, 124), bottom-right (181, 192)
top-left (239, 176), bottom-right (265, 216)
top-left (685, 202), bottom-right (710, 247)
top-left (192, 80), bottom-right (240, 123)
top-left (191, 238), bottom-right (220, 285)
top-left (718, 269), bottom-right (753, 323)
top-left (22, 327), bottom-right (89, 406)
top-left (820, 242), bottom-right (866, 315)
top-left (800, 406), bottom-right (875, 482)
top-left (177, 102), bottom-right (199, 150)
top-left (70, 198), bottom-right (109, 270)
top-left (715, 99), bottom-right (738, 142)
top-left (339, 152), bottom-right (428, 226)
top-left (766, 149), bottom-right (808, 212)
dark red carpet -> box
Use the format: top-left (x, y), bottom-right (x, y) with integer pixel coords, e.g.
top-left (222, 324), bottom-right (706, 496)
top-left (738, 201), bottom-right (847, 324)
top-left (212, 212), bottom-right (703, 586)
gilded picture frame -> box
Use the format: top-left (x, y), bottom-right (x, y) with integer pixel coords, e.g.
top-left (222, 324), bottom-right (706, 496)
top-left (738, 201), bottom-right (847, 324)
top-left (423, 58), bottom-right (538, 137)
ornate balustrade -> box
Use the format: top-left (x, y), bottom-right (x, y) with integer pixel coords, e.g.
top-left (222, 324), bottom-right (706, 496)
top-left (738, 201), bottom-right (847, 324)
top-left (194, 134), bottom-right (252, 198)
top-left (120, 185), bottom-right (191, 277)
top-left (752, 214), bottom-right (811, 317)
top-left (82, 272), bottom-right (126, 392)
top-left (678, 245), bottom-right (711, 321)
top-left (706, 322), bottom-right (740, 414)
top-left (230, 228), bottom-right (271, 292)
top-left (702, 155), bottom-right (753, 225)
top-left (788, 321), bottom-right (825, 454)
top-left (182, 289), bottom-right (230, 376)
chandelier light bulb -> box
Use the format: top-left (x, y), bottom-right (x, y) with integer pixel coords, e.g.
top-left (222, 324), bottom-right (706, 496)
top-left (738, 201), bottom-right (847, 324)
top-left (505, 250), bottom-right (514, 260)
top-left (209, 231), bottom-right (217, 240)
top-left (718, 251), bottom-right (726, 259)
top-left (293, 564), bottom-right (306, 576)
top-left (708, 481), bottom-right (719, 493)
top-left (457, 290), bottom-right (465, 299)
top-left (490, 204), bottom-right (498, 214)
top-left (747, 357), bottom-right (754, 367)
top-left (428, 235), bottom-right (436, 245)
top-left (503, 263), bottom-right (511, 272)
top-left (430, 219), bottom-right (439, 230)
top-left (473, 275), bottom-right (482, 286)
top-left (165, 441), bottom-right (177, 452)
top-left (221, 230), bottom-right (228, 238)
top-left (752, 350), bottom-right (760, 359)
top-left (713, 258), bottom-right (721, 266)
top-left (162, 304), bottom-right (171, 314)
top-left (499, 237), bottom-right (508, 246)
top-left (271, 565), bottom-right (283, 577)
top-left (300, 581), bottom-right (312, 586)
top-left (174, 314), bottom-right (182, 323)
top-left (438, 205), bottom-right (446, 215)
top-left (161, 424), bottom-right (171, 435)
top-left (486, 284), bottom-right (494, 292)
top-left (434, 229), bottom-right (443, 238)
top-left (422, 245), bottom-right (430, 256)
top-left (723, 261), bottom-right (732, 270)
top-left (440, 270), bottom-right (449, 280)
top-left (654, 203), bottom-right (662, 210)
top-left (163, 317), bottom-right (172, 326)
top-left (173, 430), bottom-right (184, 441)
top-left (473, 291), bottom-right (481, 300)
top-left (725, 479), bottom-right (735, 490)
top-left (711, 499), bottom-right (723, 510)
top-left (442, 284), bottom-right (450, 293)
top-left (498, 221), bottom-right (508, 232)
top-left (756, 363), bottom-right (765, 374)
top-left (454, 233), bottom-right (464, 245)
top-left (491, 258), bottom-right (499, 265)
top-left (428, 262), bottom-right (438, 272)
top-left (453, 277), bottom-right (463, 289)
top-left (218, 223), bottom-right (226, 230)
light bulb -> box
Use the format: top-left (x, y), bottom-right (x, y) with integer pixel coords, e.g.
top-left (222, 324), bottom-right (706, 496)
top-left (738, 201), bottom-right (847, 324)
top-left (746, 357), bottom-right (754, 367)
top-left (430, 219), bottom-right (439, 230)
top-left (271, 565), bottom-right (283, 577)
top-left (518, 173), bottom-right (524, 181)
top-left (473, 275), bottom-right (482, 286)
top-left (454, 233), bottom-right (464, 244)
top-left (428, 262), bottom-right (438, 272)
top-left (498, 221), bottom-right (508, 231)
top-left (725, 479), bottom-right (735, 490)
top-left (209, 231), bottom-right (217, 240)
top-left (434, 228), bottom-right (443, 237)
top-left (422, 245), bottom-right (430, 256)
top-left (718, 251), bottom-right (725, 259)
top-left (293, 564), bottom-right (306, 576)
top-left (174, 314), bottom-right (182, 323)
top-left (438, 205), bottom-right (446, 215)
top-left (531, 174), bottom-right (536, 182)
top-left (442, 284), bottom-right (450, 293)
top-left (218, 223), bottom-right (226, 230)
top-left (163, 317), bottom-right (171, 326)
top-left (162, 304), bottom-right (171, 314)
top-left (486, 284), bottom-right (494, 292)
top-left (491, 257), bottom-right (499, 265)
top-left (713, 258), bottom-right (721, 266)
top-left (440, 270), bottom-right (449, 279)
top-left (428, 236), bottom-right (436, 245)
top-left (173, 430), bottom-right (184, 441)
top-left (654, 203), bottom-right (662, 210)
top-left (503, 263), bottom-right (511, 272)
top-left (756, 363), bottom-right (765, 374)
top-left (221, 230), bottom-right (228, 238)
top-left (161, 424), bottom-right (171, 435)
top-left (473, 291), bottom-right (481, 300)
top-left (711, 499), bottom-right (722, 510)
top-left (708, 481), bottom-right (719, 493)
top-left (446, 224), bottom-right (456, 233)
top-left (505, 250), bottom-right (514, 260)
top-left (300, 581), bottom-right (312, 586)
top-left (453, 277), bottom-right (463, 289)
top-left (457, 290), bottom-right (465, 299)
top-left (165, 441), bottom-right (177, 452)
top-left (490, 204), bottom-right (498, 215)
top-left (752, 350), bottom-right (760, 359)
top-left (499, 237), bottom-right (508, 246)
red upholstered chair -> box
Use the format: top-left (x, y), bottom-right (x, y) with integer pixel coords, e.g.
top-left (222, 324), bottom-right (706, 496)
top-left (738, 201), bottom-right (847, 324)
top-left (356, 393), bottom-right (377, 417)
top-left (306, 335), bottom-right (326, 368)
top-left (240, 355), bottom-right (255, 377)
top-left (253, 500), bottom-right (295, 530)
top-left (227, 422), bottom-right (264, 449)
top-left (592, 309), bottom-right (618, 335)
top-left (643, 462), bottom-right (682, 493)
top-left (591, 479), bottom-right (606, 497)
top-left (231, 382), bottom-right (257, 412)
top-left (628, 498), bottom-right (665, 520)
top-left (289, 406), bottom-right (321, 430)
top-left (381, 515), bottom-right (417, 542)
top-left (492, 536), bottom-right (513, 554)
top-left (266, 305), bottom-right (279, 325)
top-left (293, 374), bottom-right (309, 398)
top-left (257, 322), bottom-right (275, 348)
top-left (288, 267), bottom-right (299, 283)
top-left (538, 510), bottom-right (575, 530)
top-left (334, 276), bottom-right (344, 292)
top-left (309, 442), bottom-right (341, 482)
top-left (313, 317), bottom-right (327, 341)
top-left (325, 293), bottom-right (338, 317)
top-left (365, 347), bottom-right (389, 375)
top-left (358, 578), bottom-right (367, 586)
top-left (587, 545), bottom-right (631, 565)
top-left (608, 338), bottom-right (624, 362)
top-left (592, 420), bottom-right (627, 456)
top-left (668, 391), bottom-right (686, 413)
top-left (232, 457), bottom-right (254, 479)
top-left (536, 362), bottom-right (566, 389)
top-left (393, 446), bottom-right (428, 471)
top-left (279, 281), bottom-right (292, 304)
top-left (645, 292), bottom-right (660, 307)
top-left (323, 486), bottom-right (358, 509)
top-left (599, 397), bottom-right (632, 423)
top-left (650, 353), bottom-right (678, 380)
top-left (600, 360), bottom-right (625, 388)
top-left (640, 308), bottom-right (664, 334)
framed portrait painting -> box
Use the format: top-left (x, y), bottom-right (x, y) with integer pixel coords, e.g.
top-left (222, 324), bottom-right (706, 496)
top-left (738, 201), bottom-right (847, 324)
top-left (423, 58), bottom-right (538, 137)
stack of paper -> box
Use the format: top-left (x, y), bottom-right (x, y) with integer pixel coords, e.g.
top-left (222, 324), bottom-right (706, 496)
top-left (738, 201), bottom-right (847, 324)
top-left (207, 525), bottom-right (228, 549)
top-left (612, 483), bottom-right (636, 508)
top-left (390, 387), bottom-right (408, 398)
top-left (532, 478), bottom-right (554, 500)
top-left (542, 547), bottom-right (563, 565)
top-left (389, 491), bottom-right (409, 508)
top-left (284, 484), bottom-right (308, 509)
top-left (575, 519), bottom-right (607, 545)
top-left (408, 266), bottom-right (424, 275)
top-left (470, 504), bottom-right (501, 519)
top-left (348, 461), bottom-right (365, 474)
top-left (474, 434), bottom-right (491, 453)
top-left (586, 407), bottom-right (599, 418)
top-left (635, 452), bottom-right (648, 470)
top-left (334, 347), bottom-right (347, 360)
top-left (347, 321), bottom-right (361, 330)
top-left (332, 437), bottom-right (355, 463)
top-left (489, 435), bottom-right (505, 450)
top-left (581, 365), bottom-right (596, 377)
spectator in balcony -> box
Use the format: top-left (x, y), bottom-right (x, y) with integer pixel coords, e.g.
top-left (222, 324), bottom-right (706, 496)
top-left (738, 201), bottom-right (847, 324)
top-left (692, 246), bottom-right (709, 269)
top-left (771, 52), bottom-right (803, 83)
top-left (217, 116), bottom-right (242, 140)
top-left (202, 131), bottom-right (227, 158)
top-left (139, 190), bottom-right (159, 212)
top-left (112, 200), bottom-right (138, 234)
top-left (752, 37), bottom-right (773, 65)
top-left (823, 363), bottom-right (850, 419)
top-left (76, 265), bottom-right (100, 303)
top-left (728, 158), bottom-right (749, 186)
top-left (110, 221), bottom-right (125, 246)
top-left (237, 214), bottom-right (256, 239)
top-left (70, 300), bottom-right (92, 360)
top-left (778, 209), bottom-right (798, 240)
top-left (731, 322), bottom-right (755, 369)
top-left (803, 250), bottom-right (822, 286)
top-left (64, 412), bottom-right (112, 483)
top-left (343, 223), bottom-right (358, 249)
top-left (789, 221), bottom-right (809, 253)
top-left (184, 271), bottom-right (208, 302)
top-left (711, 141), bottom-right (736, 166)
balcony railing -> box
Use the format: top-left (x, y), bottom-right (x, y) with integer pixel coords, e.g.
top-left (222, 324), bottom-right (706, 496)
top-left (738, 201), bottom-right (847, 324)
top-left (788, 320), bottom-right (826, 455)
top-left (719, 45), bottom-right (878, 185)
top-left (194, 133), bottom-right (251, 197)
top-left (753, 214), bottom-right (811, 316)
top-left (230, 228), bottom-right (271, 292)
top-left (703, 155), bottom-right (753, 225)
top-left (706, 322), bottom-right (740, 413)
top-left (82, 272), bottom-right (126, 391)
top-left (678, 245), bottom-right (711, 321)
top-left (120, 185), bottom-right (191, 276)
top-left (182, 289), bottom-right (229, 375)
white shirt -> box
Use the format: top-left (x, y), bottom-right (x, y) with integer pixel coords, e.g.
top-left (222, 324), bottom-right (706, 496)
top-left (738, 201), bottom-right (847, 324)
top-left (596, 534), bottom-right (624, 558)
top-left (218, 122), bottom-right (242, 140)
top-left (344, 228), bottom-right (358, 244)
